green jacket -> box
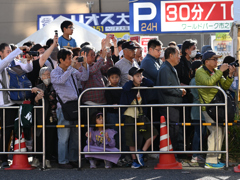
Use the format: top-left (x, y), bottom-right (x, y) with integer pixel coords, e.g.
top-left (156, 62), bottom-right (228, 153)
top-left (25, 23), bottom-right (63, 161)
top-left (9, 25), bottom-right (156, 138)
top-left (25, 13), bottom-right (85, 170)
top-left (195, 65), bottom-right (233, 111)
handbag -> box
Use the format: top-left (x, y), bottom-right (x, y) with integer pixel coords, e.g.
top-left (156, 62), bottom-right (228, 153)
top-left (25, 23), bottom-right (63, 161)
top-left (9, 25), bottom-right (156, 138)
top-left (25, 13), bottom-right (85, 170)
top-left (135, 94), bottom-right (148, 132)
top-left (56, 75), bottom-right (80, 121)
top-left (200, 81), bottom-right (236, 123)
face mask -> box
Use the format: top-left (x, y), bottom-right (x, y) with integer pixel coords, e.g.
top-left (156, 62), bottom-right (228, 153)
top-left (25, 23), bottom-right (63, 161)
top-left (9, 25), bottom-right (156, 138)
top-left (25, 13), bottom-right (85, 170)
top-left (189, 50), bottom-right (197, 58)
top-left (42, 78), bottom-right (51, 86)
top-left (159, 50), bottom-right (164, 59)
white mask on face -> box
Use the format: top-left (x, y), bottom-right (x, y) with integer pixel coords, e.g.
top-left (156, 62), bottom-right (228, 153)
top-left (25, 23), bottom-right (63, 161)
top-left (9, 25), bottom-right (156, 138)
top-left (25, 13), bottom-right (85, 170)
top-left (160, 50), bottom-right (164, 59)
top-left (189, 50), bottom-right (197, 58)
top-left (42, 78), bottom-right (51, 86)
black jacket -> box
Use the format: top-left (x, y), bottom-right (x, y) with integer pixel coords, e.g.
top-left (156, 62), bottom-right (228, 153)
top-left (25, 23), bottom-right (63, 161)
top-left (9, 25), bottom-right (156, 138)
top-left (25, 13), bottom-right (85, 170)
top-left (120, 78), bottom-right (154, 115)
top-left (174, 56), bottom-right (191, 85)
top-left (157, 61), bottom-right (183, 104)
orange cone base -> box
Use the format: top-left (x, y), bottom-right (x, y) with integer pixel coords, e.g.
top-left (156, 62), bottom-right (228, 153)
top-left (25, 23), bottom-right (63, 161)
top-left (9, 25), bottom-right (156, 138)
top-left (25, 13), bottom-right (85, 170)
top-left (154, 161), bottom-right (182, 169)
top-left (154, 154), bottom-right (182, 170)
top-left (234, 164), bottom-right (240, 173)
top-left (5, 155), bottom-right (35, 170)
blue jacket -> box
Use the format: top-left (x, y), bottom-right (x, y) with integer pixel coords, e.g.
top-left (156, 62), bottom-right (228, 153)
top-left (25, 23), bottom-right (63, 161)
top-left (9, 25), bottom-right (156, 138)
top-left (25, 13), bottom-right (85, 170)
top-left (140, 54), bottom-right (161, 102)
top-left (120, 78), bottom-right (154, 115)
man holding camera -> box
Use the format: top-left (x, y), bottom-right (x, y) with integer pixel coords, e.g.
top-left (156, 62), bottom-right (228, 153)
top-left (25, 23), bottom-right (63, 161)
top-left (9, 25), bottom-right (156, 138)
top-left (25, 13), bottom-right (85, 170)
top-left (0, 44), bottom-right (33, 168)
top-left (27, 35), bottom-right (58, 87)
top-left (195, 50), bottom-right (235, 169)
top-left (51, 48), bottom-right (89, 169)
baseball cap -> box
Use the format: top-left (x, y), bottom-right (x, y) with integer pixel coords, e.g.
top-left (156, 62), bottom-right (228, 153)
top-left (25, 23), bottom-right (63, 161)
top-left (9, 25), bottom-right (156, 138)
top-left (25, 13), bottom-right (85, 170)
top-left (122, 41), bottom-right (138, 50)
top-left (202, 50), bottom-right (222, 62)
top-left (128, 67), bottom-right (144, 76)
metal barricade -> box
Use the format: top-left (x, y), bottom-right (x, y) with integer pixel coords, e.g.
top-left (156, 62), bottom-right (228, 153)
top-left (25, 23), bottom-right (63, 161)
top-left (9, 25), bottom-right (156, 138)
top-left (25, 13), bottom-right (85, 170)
top-left (78, 86), bottom-right (229, 169)
top-left (0, 89), bottom-right (45, 169)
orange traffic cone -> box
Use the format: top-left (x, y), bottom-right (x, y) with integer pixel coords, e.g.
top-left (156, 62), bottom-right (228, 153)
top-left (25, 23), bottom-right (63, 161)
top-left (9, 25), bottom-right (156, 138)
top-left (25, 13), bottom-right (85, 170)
top-left (234, 164), bottom-right (240, 173)
top-left (5, 132), bottom-right (34, 170)
top-left (154, 116), bottom-right (182, 169)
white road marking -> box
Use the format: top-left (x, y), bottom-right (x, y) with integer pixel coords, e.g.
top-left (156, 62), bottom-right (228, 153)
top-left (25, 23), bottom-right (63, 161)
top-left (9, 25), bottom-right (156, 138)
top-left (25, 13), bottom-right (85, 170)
top-left (216, 177), bottom-right (230, 180)
top-left (195, 176), bottom-right (230, 180)
top-left (145, 176), bottom-right (161, 180)
top-left (120, 177), bottom-right (136, 180)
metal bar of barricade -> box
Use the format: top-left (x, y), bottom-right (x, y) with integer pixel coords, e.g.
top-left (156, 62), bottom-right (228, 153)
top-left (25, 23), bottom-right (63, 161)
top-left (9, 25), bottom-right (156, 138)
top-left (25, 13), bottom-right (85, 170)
top-left (18, 107), bottom-right (20, 151)
top-left (167, 106), bottom-right (169, 151)
top-left (34, 108), bottom-right (36, 152)
top-left (42, 98), bottom-right (46, 169)
top-left (134, 107), bottom-right (137, 152)
top-left (151, 107), bottom-right (153, 152)
top-left (199, 106), bottom-right (202, 152)
top-left (118, 107), bottom-right (121, 152)
top-left (183, 106), bottom-right (186, 152)
top-left (103, 107), bottom-right (106, 152)
top-left (77, 86), bottom-right (229, 168)
top-left (216, 106), bottom-right (219, 152)
top-left (78, 97), bottom-right (81, 169)
top-left (3, 109), bottom-right (5, 152)
top-left (87, 108), bottom-right (90, 153)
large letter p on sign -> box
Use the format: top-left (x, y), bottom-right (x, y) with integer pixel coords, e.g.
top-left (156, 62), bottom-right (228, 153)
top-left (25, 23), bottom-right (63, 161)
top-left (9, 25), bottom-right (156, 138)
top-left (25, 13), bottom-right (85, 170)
top-left (133, 3), bottom-right (157, 32)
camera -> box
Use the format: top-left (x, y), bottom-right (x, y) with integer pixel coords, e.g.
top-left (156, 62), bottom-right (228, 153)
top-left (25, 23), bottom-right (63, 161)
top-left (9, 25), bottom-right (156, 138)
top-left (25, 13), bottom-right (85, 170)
top-left (54, 30), bottom-right (58, 36)
top-left (77, 56), bottom-right (84, 62)
top-left (22, 50), bottom-right (39, 57)
top-left (229, 60), bottom-right (239, 67)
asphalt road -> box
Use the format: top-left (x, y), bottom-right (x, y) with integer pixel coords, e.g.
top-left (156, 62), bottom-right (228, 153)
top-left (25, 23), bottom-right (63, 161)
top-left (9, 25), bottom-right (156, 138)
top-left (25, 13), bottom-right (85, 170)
top-left (0, 167), bottom-right (239, 180)
top-left (0, 159), bottom-right (239, 180)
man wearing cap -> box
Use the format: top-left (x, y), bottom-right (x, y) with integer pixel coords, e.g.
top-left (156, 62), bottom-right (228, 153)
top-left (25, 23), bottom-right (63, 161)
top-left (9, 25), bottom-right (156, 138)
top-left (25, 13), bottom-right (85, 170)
top-left (195, 50), bottom-right (235, 169)
top-left (115, 41), bottom-right (140, 87)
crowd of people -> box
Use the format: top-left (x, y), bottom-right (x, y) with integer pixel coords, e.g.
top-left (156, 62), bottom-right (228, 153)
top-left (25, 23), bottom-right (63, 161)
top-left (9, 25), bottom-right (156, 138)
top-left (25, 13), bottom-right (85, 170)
top-left (0, 20), bottom-right (238, 170)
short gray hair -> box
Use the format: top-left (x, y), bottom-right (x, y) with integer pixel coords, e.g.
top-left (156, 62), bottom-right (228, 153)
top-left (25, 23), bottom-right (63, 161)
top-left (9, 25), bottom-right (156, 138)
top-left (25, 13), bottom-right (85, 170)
top-left (39, 67), bottom-right (52, 78)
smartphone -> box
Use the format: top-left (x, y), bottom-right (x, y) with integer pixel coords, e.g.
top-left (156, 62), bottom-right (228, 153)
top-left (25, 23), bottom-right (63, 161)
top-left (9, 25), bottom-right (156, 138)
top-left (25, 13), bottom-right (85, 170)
top-left (54, 30), bottom-right (58, 36)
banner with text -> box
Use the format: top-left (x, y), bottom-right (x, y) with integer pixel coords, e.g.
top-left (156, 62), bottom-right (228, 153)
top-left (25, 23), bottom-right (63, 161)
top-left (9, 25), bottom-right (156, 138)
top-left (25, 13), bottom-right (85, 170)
top-left (38, 12), bottom-right (129, 33)
top-left (130, 0), bottom-right (233, 34)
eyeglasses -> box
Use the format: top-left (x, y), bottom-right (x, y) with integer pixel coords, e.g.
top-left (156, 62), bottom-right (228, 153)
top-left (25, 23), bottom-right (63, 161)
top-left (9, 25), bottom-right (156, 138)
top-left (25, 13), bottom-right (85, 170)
top-left (154, 48), bottom-right (161, 52)
top-left (68, 27), bottom-right (74, 30)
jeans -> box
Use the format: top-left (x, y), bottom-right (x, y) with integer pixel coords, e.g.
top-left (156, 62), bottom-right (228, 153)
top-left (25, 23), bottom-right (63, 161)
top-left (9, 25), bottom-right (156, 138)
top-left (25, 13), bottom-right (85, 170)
top-left (192, 120), bottom-right (207, 157)
top-left (57, 108), bottom-right (78, 164)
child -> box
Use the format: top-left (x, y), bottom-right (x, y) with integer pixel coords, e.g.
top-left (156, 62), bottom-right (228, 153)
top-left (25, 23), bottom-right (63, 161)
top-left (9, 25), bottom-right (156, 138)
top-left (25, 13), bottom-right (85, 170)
top-left (190, 60), bottom-right (206, 163)
top-left (58, 20), bottom-right (77, 48)
top-left (120, 67), bottom-right (158, 169)
top-left (84, 112), bottom-right (121, 169)
top-left (105, 67), bottom-right (122, 148)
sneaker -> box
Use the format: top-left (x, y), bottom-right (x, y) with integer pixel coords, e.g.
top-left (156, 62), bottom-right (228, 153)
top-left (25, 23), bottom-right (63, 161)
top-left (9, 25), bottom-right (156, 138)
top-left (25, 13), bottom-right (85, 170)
top-left (1, 161), bottom-right (9, 169)
top-left (131, 161), bottom-right (141, 169)
top-left (204, 163), bottom-right (225, 169)
top-left (191, 155), bottom-right (205, 163)
top-left (89, 159), bottom-right (97, 169)
top-left (45, 159), bottom-right (51, 168)
top-left (31, 158), bottom-right (40, 167)
top-left (104, 160), bottom-right (112, 169)
top-left (136, 150), bottom-right (144, 166)
top-left (218, 162), bottom-right (225, 166)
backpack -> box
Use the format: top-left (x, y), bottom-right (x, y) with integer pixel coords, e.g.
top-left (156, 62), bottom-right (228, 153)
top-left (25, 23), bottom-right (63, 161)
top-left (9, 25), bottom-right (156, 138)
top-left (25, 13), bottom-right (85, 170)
top-left (7, 60), bottom-right (32, 101)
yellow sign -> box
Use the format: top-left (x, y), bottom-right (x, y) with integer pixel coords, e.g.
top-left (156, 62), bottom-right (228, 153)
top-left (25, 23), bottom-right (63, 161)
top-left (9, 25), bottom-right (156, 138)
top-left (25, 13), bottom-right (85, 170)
top-left (215, 33), bottom-right (232, 41)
